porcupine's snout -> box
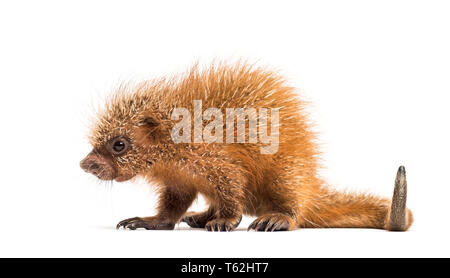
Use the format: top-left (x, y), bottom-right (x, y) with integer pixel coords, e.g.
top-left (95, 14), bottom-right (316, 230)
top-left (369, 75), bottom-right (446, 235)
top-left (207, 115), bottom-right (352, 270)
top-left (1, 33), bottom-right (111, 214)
top-left (80, 151), bottom-right (117, 181)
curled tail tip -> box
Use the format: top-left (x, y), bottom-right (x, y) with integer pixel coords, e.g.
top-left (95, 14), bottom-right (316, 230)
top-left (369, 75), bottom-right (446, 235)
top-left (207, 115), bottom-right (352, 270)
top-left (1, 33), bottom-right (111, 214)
top-left (387, 165), bottom-right (412, 231)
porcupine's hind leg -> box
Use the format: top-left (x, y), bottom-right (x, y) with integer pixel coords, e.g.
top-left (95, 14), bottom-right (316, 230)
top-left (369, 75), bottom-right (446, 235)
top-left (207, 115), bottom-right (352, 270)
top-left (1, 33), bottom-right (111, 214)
top-left (248, 178), bottom-right (302, 232)
top-left (248, 213), bottom-right (296, 231)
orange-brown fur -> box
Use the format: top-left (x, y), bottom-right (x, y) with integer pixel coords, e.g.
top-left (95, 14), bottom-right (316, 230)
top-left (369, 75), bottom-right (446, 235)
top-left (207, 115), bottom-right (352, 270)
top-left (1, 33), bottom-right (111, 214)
top-left (84, 62), bottom-right (413, 231)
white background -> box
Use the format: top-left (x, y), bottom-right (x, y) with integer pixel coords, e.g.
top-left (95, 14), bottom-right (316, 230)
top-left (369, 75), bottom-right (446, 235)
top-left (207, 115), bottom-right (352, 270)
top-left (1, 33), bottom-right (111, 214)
top-left (0, 0), bottom-right (449, 258)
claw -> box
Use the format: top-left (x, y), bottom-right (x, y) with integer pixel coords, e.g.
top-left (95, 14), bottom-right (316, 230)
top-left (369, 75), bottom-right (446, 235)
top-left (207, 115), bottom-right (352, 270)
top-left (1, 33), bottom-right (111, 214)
top-left (116, 217), bottom-right (140, 229)
top-left (248, 214), bottom-right (292, 232)
top-left (205, 217), bottom-right (241, 232)
top-left (116, 217), bottom-right (175, 230)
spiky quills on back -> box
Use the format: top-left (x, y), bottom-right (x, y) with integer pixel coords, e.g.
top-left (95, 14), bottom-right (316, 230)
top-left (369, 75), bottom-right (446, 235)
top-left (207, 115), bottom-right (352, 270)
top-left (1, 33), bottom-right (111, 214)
top-left (89, 61), bottom-right (316, 158)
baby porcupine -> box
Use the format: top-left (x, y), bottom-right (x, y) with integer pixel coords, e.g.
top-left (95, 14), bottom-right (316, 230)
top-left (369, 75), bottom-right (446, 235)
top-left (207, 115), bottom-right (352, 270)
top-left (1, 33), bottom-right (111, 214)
top-left (80, 62), bottom-right (413, 231)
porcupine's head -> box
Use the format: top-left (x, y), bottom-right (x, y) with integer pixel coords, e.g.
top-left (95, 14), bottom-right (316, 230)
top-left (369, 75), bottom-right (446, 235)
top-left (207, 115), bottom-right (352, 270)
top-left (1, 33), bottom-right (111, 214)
top-left (80, 82), bottom-right (173, 182)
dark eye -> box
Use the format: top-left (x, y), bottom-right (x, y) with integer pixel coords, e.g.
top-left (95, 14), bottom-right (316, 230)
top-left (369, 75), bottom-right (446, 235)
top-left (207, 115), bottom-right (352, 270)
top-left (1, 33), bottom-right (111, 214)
top-left (109, 137), bottom-right (130, 155)
top-left (113, 141), bottom-right (125, 152)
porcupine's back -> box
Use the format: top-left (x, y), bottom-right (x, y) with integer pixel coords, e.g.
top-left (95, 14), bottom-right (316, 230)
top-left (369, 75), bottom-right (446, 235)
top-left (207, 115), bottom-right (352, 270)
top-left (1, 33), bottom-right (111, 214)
top-left (97, 62), bottom-right (320, 188)
top-left (165, 62), bottom-right (322, 215)
top-left (155, 62), bottom-right (318, 166)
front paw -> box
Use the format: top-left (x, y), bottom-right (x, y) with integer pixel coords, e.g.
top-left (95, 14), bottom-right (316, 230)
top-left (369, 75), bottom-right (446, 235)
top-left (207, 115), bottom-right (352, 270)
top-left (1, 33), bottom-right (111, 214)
top-left (182, 211), bottom-right (215, 228)
top-left (116, 217), bottom-right (175, 230)
top-left (205, 216), bottom-right (241, 232)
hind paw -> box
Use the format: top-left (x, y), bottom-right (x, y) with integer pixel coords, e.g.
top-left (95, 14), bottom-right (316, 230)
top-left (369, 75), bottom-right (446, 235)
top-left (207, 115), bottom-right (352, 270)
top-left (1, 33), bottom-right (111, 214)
top-left (248, 213), bottom-right (294, 232)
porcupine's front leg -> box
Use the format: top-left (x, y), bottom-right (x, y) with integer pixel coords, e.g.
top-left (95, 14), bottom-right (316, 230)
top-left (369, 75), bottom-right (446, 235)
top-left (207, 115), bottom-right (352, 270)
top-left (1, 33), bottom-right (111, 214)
top-left (204, 176), bottom-right (245, 232)
top-left (182, 206), bottom-right (217, 228)
top-left (117, 180), bottom-right (197, 230)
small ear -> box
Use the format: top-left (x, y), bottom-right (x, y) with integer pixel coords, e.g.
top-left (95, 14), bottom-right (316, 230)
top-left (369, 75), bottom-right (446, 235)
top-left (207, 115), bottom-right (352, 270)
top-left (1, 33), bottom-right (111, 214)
top-left (135, 116), bottom-right (160, 146)
top-left (141, 117), bottom-right (160, 132)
